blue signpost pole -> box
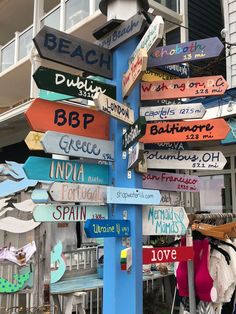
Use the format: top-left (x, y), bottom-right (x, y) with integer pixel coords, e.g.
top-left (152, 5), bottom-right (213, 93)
top-left (103, 37), bottom-right (143, 314)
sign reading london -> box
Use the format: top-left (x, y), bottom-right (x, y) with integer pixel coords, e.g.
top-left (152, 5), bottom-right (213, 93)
top-left (84, 219), bottom-right (131, 238)
top-left (33, 26), bottom-right (112, 78)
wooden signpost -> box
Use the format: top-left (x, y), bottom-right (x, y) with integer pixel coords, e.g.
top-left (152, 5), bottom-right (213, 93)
top-left (41, 131), bottom-right (114, 161)
top-left (84, 219), bottom-right (131, 238)
top-left (106, 187), bottom-right (161, 205)
top-left (140, 103), bottom-right (206, 121)
top-left (24, 131), bottom-right (44, 150)
top-left (142, 69), bottom-right (177, 82)
top-left (148, 37), bottom-right (224, 67)
top-left (141, 76), bottom-right (228, 100)
top-left (122, 117), bottom-right (146, 150)
top-left (94, 92), bottom-right (134, 124)
top-left (33, 26), bottom-right (113, 79)
top-left (122, 49), bottom-right (148, 98)
top-left (33, 66), bottom-right (116, 101)
top-left (142, 170), bottom-right (200, 192)
top-left (33, 205), bottom-right (108, 222)
top-left (23, 156), bottom-right (109, 184)
top-left (144, 149), bottom-right (227, 170)
top-left (142, 206), bottom-right (189, 235)
top-left (141, 119), bottom-right (230, 143)
top-left (25, 98), bottom-right (110, 140)
top-left (49, 182), bottom-right (107, 203)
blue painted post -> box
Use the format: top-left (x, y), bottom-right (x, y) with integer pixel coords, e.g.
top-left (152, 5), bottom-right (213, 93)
top-left (103, 37), bottom-right (143, 314)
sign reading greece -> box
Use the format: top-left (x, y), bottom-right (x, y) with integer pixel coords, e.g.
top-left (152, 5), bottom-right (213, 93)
top-left (94, 93), bottom-right (134, 124)
top-left (142, 206), bottom-right (189, 236)
top-left (142, 170), bottom-right (200, 193)
top-left (141, 76), bottom-right (228, 100)
top-left (41, 131), bottom-right (114, 162)
top-left (84, 219), bottom-right (131, 238)
top-left (107, 187), bottom-right (161, 205)
top-left (122, 117), bottom-right (146, 150)
top-left (25, 99), bottom-right (110, 140)
top-left (33, 26), bottom-right (113, 78)
top-left (148, 37), bottom-right (224, 67)
top-left (23, 156), bottom-right (109, 184)
top-left (33, 205), bottom-right (108, 222)
top-left (33, 67), bottom-right (116, 100)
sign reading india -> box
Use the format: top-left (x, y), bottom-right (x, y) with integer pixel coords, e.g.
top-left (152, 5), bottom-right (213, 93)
top-left (142, 206), bottom-right (189, 235)
top-left (33, 205), bottom-right (108, 222)
top-left (122, 117), bottom-right (146, 150)
top-left (141, 119), bottom-right (230, 143)
top-left (142, 170), bottom-right (200, 192)
top-left (141, 76), bottom-right (228, 100)
top-left (84, 219), bottom-right (131, 238)
top-left (25, 99), bottom-right (109, 140)
top-left (33, 26), bottom-right (113, 78)
top-left (23, 156), bottom-right (109, 184)
top-left (144, 150), bottom-right (227, 170)
top-left (107, 187), bottom-right (161, 205)
top-left (41, 131), bottom-right (114, 162)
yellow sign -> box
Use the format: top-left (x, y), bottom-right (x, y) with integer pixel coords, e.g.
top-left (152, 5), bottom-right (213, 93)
top-left (142, 70), bottom-right (177, 82)
top-left (25, 131), bottom-right (44, 150)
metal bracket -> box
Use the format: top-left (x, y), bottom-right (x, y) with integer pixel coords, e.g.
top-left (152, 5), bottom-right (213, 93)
top-left (127, 170), bottom-right (132, 179)
top-left (122, 151), bottom-right (127, 159)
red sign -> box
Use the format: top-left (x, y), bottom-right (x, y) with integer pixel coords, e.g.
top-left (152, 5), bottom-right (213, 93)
top-left (143, 246), bottom-right (194, 264)
top-left (25, 99), bottom-right (109, 140)
top-left (141, 76), bottom-right (228, 100)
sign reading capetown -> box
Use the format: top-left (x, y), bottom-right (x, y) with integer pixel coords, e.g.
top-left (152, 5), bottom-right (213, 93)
top-left (33, 26), bottom-right (112, 79)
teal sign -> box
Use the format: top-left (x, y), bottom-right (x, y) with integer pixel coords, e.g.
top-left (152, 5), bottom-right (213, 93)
top-left (221, 119), bottom-right (236, 145)
top-left (84, 219), bottom-right (131, 238)
top-left (39, 89), bottom-right (74, 101)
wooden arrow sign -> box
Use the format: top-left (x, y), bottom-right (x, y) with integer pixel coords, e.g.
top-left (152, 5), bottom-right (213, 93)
top-left (24, 131), bottom-right (44, 150)
top-left (49, 182), bottom-right (107, 203)
top-left (23, 156), bottom-right (109, 184)
top-left (84, 219), bottom-right (131, 238)
top-left (141, 119), bottom-right (230, 143)
top-left (142, 206), bottom-right (189, 235)
top-left (94, 93), bottom-right (134, 124)
top-left (148, 37), bottom-right (224, 67)
top-left (122, 117), bottom-right (146, 150)
top-left (25, 98), bottom-right (109, 140)
top-left (33, 26), bottom-right (112, 78)
top-left (141, 76), bottom-right (228, 100)
top-left (140, 103), bottom-right (206, 121)
top-left (142, 70), bottom-right (177, 82)
top-left (41, 131), bottom-right (114, 161)
top-left (157, 63), bottom-right (189, 78)
top-left (33, 67), bottom-right (116, 101)
top-left (31, 189), bottom-right (49, 203)
top-left (144, 150), bottom-right (227, 170)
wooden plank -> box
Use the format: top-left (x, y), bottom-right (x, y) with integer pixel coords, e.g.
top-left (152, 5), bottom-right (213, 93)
top-left (202, 102), bottom-right (236, 120)
top-left (144, 149), bottom-right (227, 170)
top-left (157, 63), bottom-right (189, 78)
top-left (33, 205), bottom-right (108, 222)
top-left (140, 103), bottom-right (206, 121)
top-left (122, 117), bottom-right (146, 150)
top-left (143, 247), bottom-right (194, 264)
top-left (142, 70), bottom-right (178, 82)
top-left (41, 131), bottom-right (114, 162)
top-left (23, 156), bottom-right (109, 184)
top-left (39, 89), bottom-right (74, 101)
top-left (84, 219), bottom-right (131, 238)
top-left (128, 142), bottom-right (143, 170)
top-left (49, 182), bottom-right (107, 203)
top-left (94, 93), bottom-right (134, 125)
top-left (25, 98), bottom-right (110, 140)
top-left (142, 205), bottom-right (189, 235)
top-left (0, 217), bottom-right (40, 233)
top-left (24, 131), bottom-right (44, 151)
top-left (141, 76), bottom-right (228, 100)
top-left (141, 119), bottom-right (230, 143)
top-left (221, 119), bottom-right (236, 144)
top-left (33, 26), bottom-right (113, 79)
top-left (142, 170), bottom-right (200, 192)
top-left (31, 189), bottom-right (49, 203)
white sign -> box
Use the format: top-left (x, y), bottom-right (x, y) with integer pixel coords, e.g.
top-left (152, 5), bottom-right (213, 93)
top-left (128, 143), bottom-right (143, 169)
top-left (199, 101), bottom-right (236, 120)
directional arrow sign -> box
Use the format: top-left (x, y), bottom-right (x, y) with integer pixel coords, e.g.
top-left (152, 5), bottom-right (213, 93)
top-left (25, 98), bottom-right (109, 140)
top-left (107, 187), bottom-right (161, 205)
top-left (144, 150), bottom-right (227, 170)
top-left (33, 26), bottom-right (112, 78)
top-left (141, 76), bottom-right (228, 100)
top-left (142, 206), bottom-right (189, 235)
top-left (49, 182), bottom-right (107, 203)
top-left (23, 156), bottom-right (109, 184)
top-left (142, 70), bottom-right (178, 82)
top-left (141, 119), bottom-right (230, 143)
top-left (31, 189), bottom-right (49, 203)
top-left (39, 89), bottom-right (74, 101)
top-left (24, 131), bottom-right (44, 150)
top-left (94, 92), bottom-right (134, 124)
top-left (33, 67), bottom-right (116, 101)
top-left (84, 219), bottom-right (131, 238)
top-left (157, 63), bottom-right (189, 78)
top-left (41, 131), bottom-right (114, 162)
top-left (148, 37), bottom-right (224, 67)
top-left (140, 103), bottom-right (206, 121)
top-left (33, 205), bottom-right (108, 222)
top-left (122, 117), bottom-right (146, 150)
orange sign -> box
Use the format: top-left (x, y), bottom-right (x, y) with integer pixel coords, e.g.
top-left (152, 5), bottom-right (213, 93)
top-left (141, 119), bottom-right (230, 143)
top-left (141, 76), bottom-right (228, 100)
top-left (25, 98), bottom-right (109, 140)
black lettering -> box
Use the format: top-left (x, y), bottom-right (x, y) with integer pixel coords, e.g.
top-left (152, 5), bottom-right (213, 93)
top-left (83, 114), bottom-right (94, 129)
top-left (44, 33), bottom-right (57, 50)
top-left (69, 112), bottom-right (80, 128)
top-left (150, 125), bottom-right (158, 135)
top-left (86, 50), bottom-right (98, 64)
top-left (54, 109), bottom-right (67, 126)
top-left (58, 38), bottom-right (71, 54)
top-left (71, 45), bottom-right (84, 59)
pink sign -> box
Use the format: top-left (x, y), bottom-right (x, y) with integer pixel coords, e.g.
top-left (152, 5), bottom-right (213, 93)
top-left (142, 170), bottom-right (200, 192)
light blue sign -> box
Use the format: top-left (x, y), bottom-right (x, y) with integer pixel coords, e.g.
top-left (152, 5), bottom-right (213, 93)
top-left (84, 219), bottom-right (131, 238)
top-left (107, 187), bottom-right (161, 205)
top-left (39, 89), bottom-right (74, 101)
top-left (23, 157), bottom-right (109, 185)
top-left (31, 189), bottom-right (49, 203)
